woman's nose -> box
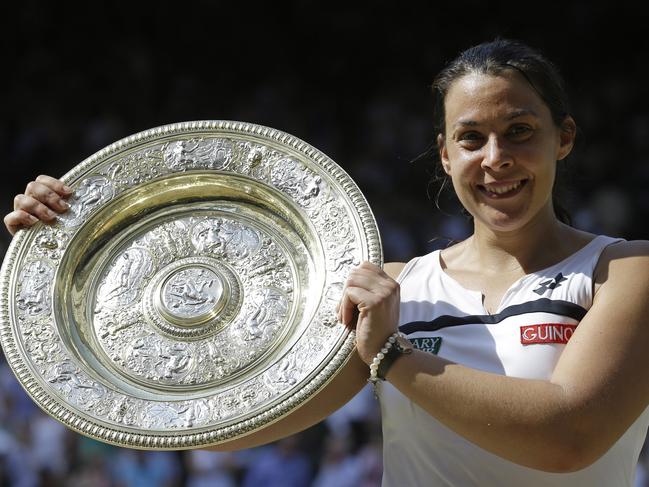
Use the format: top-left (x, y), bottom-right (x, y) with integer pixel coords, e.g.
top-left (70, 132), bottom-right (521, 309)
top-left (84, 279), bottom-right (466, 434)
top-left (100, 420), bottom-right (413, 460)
top-left (481, 135), bottom-right (513, 171)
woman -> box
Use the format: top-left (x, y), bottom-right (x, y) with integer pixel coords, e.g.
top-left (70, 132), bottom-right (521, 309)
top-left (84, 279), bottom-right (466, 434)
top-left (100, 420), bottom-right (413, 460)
top-left (6, 39), bottom-right (649, 486)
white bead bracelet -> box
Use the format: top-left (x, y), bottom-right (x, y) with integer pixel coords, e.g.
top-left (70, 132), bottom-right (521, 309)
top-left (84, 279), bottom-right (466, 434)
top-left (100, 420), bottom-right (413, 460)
top-left (368, 332), bottom-right (400, 396)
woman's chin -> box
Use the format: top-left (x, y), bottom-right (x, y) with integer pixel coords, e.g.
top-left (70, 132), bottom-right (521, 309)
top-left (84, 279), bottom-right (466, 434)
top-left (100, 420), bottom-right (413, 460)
top-left (474, 206), bottom-right (533, 233)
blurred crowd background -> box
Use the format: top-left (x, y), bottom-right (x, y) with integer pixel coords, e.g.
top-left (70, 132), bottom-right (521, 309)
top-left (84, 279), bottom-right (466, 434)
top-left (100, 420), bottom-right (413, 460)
top-left (2, 1), bottom-right (648, 485)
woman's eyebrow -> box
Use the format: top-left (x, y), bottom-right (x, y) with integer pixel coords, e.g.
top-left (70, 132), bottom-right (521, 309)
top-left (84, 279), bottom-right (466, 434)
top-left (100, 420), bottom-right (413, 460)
top-left (453, 109), bottom-right (539, 129)
top-left (453, 120), bottom-right (479, 129)
top-left (506, 109), bottom-right (539, 120)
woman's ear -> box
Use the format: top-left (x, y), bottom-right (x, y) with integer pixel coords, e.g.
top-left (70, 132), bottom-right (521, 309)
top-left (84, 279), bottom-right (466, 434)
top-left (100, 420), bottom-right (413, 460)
top-left (438, 133), bottom-right (451, 175)
top-left (557, 116), bottom-right (576, 161)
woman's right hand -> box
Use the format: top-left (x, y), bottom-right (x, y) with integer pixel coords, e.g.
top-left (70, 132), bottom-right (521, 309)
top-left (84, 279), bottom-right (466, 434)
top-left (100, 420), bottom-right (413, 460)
top-left (4, 175), bottom-right (73, 235)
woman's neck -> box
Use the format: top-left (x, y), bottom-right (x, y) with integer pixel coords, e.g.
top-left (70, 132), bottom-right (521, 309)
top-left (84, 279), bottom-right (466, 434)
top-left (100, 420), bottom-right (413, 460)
top-left (465, 212), bottom-right (578, 275)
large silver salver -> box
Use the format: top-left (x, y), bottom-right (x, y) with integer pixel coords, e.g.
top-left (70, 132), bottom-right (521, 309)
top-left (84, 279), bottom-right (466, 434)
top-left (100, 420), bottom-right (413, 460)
top-left (0, 121), bottom-right (382, 449)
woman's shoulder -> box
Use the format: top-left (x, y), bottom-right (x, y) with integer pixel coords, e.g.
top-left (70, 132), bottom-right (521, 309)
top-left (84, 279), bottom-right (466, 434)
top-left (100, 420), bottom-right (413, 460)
top-left (384, 262), bottom-right (407, 280)
top-left (599, 238), bottom-right (649, 262)
top-left (594, 238), bottom-right (649, 289)
top-left (384, 249), bottom-right (443, 280)
top-left (600, 238), bottom-right (649, 257)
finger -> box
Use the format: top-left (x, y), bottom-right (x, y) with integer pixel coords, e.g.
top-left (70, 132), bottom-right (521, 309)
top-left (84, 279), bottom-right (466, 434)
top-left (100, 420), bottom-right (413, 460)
top-left (341, 286), bottom-right (378, 326)
top-left (4, 210), bottom-right (39, 235)
top-left (34, 175), bottom-right (73, 196)
top-left (13, 194), bottom-right (59, 222)
top-left (358, 261), bottom-right (385, 275)
top-left (345, 271), bottom-right (395, 294)
top-left (338, 291), bottom-right (353, 325)
top-left (350, 263), bottom-right (391, 281)
top-left (339, 265), bottom-right (389, 323)
top-left (23, 182), bottom-right (70, 213)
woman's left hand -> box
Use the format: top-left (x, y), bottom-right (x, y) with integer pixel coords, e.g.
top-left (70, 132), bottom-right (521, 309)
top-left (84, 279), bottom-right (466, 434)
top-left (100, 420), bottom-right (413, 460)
top-left (338, 262), bottom-right (400, 365)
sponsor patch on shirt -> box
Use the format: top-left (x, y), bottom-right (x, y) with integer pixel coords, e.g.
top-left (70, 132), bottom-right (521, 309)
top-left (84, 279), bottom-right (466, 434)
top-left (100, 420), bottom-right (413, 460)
top-left (520, 323), bottom-right (577, 345)
top-left (409, 337), bottom-right (442, 354)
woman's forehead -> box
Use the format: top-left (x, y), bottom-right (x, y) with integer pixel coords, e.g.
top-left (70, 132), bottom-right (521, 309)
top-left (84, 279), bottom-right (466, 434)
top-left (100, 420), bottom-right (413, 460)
top-left (444, 71), bottom-right (549, 123)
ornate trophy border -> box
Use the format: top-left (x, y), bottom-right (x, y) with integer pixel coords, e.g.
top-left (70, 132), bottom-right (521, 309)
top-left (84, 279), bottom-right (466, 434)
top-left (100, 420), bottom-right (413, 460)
top-left (0, 120), bottom-right (382, 449)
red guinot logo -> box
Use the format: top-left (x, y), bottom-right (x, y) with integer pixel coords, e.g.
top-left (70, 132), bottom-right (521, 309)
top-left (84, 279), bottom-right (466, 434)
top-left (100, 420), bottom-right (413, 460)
top-left (520, 323), bottom-right (577, 345)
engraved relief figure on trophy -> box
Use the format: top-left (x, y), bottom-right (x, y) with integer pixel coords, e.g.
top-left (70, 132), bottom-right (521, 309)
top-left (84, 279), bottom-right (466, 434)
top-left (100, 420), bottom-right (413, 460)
top-left (142, 221), bottom-right (189, 265)
top-left (60, 175), bottom-right (113, 226)
top-left (177, 398), bottom-right (211, 428)
top-left (208, 138), bottom-right (233, 169)
top-left (327, 234), bottom-right (358, 273)
top-left (124, 336), bottom-right (194, 383)
top-left (104, 396), bottom-right (135, 425)
top-left (17, 260), bottom-right (54, 316)
top-left (156, 342), bottom-right (192, 380)
top-left (244, 306), bottom-right (266, 340)
top-left (268, 353), bottom-right (299, 388)
top-left (74, 177), bottom-right (107, 212)
top-left (303, 174), bottom-right (322, 200)
top-left (191, 218), bottom-right (262, 261)
top-left (142, 403), bottom-right (185, 429)
top-left (162, 138), bottom-right (233, 171)
top-left (191, 219), bottom-right (226, 255)
top-left (244, 145), bottom-right (271, 179)
top-left (205, 340), bottom-right (226, 369)
top-left (218, 220), bottom-right (261, 260)
top-left (34, 227), bottom-right (67, 261)
top-left (162, 267), bottom-right (221, 317)
top-left (246, 239), bottom-right (283, 278)
top-left (98, 306), bottom-right (142, 339)
top-left (46, 360), bottom-right (105, 407)
top-left (23, 322), bottom-right (59, 364)
top-left (238, 384), bottom-right (261, 409)
top-left (241, 287), bottom-right (288, 341)
top-left (163, 140), bottom-right (199, 170)
top-left (95, 247), bottom-right (154, 311)
top-left (270, 158), bottom-right (324, 208)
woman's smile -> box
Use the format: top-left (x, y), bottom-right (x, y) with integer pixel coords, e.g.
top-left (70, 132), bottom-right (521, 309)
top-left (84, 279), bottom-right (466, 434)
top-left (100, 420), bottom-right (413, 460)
top-left (476, 179), bottom-right (528, 198)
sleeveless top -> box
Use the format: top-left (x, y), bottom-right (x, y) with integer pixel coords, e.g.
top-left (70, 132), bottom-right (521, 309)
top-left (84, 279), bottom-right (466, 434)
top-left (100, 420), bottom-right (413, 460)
top-left (378, 235), bottom-right (649, 487)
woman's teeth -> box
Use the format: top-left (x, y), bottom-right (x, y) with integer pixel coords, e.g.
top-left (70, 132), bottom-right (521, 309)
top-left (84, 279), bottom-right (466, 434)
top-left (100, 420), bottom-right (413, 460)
top-left (482, 181), bottom-right (522, 195)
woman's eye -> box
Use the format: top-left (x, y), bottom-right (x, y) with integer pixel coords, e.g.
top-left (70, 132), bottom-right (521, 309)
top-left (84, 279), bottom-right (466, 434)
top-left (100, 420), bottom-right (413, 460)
top-left (508, 125), bottom-right (532, 138)
top-left (458, 132), bottom-right (483, 144)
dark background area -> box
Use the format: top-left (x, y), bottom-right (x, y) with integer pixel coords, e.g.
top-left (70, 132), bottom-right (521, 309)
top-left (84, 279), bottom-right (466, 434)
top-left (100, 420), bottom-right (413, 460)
top-left (2, 2), bottom-right (649, 486)
top-left (3, 1), bottom-right (649, 260)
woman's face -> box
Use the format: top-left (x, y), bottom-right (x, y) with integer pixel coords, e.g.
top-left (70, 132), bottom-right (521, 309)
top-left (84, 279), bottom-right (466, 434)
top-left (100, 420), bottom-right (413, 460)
top-left (438, 70), bottom-right (575, 232)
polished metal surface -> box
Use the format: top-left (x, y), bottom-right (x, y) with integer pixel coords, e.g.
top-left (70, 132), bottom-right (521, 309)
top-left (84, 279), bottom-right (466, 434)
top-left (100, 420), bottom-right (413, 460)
top-left (0, 121), bottom-right (382, 449)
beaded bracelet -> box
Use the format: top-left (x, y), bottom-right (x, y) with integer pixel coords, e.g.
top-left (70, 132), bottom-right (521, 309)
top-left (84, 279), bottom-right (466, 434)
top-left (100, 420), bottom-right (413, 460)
top-left (367, 332), bottom-right (400, 397)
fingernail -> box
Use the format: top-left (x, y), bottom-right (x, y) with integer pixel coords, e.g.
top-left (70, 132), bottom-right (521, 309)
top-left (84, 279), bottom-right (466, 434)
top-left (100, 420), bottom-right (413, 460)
top-left (59, 199), bottom-right (70, 210)
top-left (46, 209), bottom-right (56, 219)
top-left (27, 215), bottom-right (38, 224)
top-left (63, 185), bottom-right (73, 193)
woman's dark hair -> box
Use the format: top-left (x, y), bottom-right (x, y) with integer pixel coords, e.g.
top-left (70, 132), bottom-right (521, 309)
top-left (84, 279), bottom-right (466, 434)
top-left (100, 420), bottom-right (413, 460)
top-left (429, 38), bottom-right (574, 225)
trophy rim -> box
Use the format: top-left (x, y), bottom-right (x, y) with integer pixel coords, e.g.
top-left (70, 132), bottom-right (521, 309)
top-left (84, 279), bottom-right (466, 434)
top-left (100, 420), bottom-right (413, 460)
top-left (0, 120), bottom-right (382, 449)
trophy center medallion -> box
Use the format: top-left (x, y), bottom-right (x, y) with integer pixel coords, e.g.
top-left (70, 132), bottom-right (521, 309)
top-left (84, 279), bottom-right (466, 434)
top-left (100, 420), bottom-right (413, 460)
top-left (160, 266), bottom-right (224, 323)
top-left (141, 256), bottom-right (242, 340)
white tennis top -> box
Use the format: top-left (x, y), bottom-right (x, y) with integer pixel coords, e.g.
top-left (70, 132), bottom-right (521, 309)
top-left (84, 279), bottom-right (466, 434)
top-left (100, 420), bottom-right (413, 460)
top-left (379, 235), bottom-right (649, 487)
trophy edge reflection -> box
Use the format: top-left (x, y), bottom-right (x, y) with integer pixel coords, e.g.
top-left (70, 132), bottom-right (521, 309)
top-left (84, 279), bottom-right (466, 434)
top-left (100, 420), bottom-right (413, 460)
top-left (0, 120), bottom-right (382, 449)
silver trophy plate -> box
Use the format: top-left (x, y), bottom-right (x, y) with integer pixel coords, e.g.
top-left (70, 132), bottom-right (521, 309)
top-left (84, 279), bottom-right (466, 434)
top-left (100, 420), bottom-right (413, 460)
top-left (0, 121), bottom-right (382, 449)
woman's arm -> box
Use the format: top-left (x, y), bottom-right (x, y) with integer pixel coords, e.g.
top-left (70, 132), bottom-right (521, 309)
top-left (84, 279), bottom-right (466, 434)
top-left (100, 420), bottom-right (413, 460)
top-left (206, 352), bottom-right (368, 450)
top-left (341, 243), bottom-right (649, 473)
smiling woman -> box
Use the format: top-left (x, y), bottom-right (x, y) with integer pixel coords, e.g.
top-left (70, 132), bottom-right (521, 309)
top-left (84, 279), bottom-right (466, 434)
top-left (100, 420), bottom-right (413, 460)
top-left (5, 39), bottom-right (649, 487)
top-left (432, 39), bottom-right (577, 228)
top-left (438, 70), bottom-right (575, 232)
top-left (338, 39), bottom-right (649, 487)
